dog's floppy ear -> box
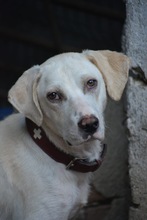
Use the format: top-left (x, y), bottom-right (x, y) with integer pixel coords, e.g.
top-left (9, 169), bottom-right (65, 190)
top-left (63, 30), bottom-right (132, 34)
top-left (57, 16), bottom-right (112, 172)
top-left (83, 50), bottom-right (130, 101)
top-left (8, 66), bottom-right (43, 126)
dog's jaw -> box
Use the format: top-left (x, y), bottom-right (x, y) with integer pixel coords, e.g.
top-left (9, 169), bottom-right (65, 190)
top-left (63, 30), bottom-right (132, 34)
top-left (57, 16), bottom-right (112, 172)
top-left (41, 120), bottom-right (104, 163)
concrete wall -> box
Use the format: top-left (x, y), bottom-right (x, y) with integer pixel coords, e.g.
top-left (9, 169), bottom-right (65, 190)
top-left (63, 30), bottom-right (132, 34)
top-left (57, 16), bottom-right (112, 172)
top-left (123, 0), bottom-right (147, 219)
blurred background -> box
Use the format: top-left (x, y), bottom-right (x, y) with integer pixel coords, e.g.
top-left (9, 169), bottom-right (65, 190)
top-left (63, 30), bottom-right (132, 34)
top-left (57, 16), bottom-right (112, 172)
top-left (0, 0), bottom-right (125, 109)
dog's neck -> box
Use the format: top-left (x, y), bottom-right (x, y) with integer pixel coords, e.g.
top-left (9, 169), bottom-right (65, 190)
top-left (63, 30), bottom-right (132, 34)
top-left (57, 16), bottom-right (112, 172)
top-left (26, 118), bottom-right (106, 173)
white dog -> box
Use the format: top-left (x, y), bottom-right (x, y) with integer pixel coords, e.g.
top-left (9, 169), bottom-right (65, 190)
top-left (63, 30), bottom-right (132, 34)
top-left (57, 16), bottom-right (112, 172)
top-left (0, 50), bottom-right (130, 220)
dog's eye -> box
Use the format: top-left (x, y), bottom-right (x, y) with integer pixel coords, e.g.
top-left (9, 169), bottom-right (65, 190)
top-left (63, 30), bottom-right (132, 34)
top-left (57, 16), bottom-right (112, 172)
top-left (87, 79), bottom-right (97, 89)
top-left (47, 92), bottom-right (61, 101)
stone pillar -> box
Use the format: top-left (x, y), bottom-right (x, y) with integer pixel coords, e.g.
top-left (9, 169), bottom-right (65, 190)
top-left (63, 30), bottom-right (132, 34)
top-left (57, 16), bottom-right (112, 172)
top-left (123, 0), bottom-right (147, 219)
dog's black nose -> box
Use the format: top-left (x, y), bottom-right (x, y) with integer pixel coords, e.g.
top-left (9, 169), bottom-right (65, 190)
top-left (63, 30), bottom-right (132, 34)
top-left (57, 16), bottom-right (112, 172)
top-left (78, 115), bottom-right (99, 134)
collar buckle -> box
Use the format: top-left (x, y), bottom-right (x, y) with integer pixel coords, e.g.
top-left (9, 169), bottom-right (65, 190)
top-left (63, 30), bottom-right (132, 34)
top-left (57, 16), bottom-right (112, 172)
top-left (66, 157), bottom-right (85, 170)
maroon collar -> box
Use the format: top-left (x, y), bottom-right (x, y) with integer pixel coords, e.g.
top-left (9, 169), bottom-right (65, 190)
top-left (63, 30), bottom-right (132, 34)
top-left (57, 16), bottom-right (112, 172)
top-left (25, 118), bottom-right (106, 173)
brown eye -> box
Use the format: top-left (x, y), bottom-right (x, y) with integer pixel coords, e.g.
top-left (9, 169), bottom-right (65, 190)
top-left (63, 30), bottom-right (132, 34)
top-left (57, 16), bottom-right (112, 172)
top-left (47, 92), bottom-right (61, 101)
top-left (87, 79), bottom-right (97, 89)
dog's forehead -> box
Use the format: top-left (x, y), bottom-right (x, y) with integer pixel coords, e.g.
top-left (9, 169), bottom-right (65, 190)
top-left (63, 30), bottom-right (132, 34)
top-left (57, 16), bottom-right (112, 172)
top-left (40, 52), bottom-right (101, 83)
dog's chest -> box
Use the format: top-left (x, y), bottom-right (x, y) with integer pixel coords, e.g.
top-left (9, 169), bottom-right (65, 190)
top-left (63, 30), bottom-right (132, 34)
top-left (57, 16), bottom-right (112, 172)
top-left (43, 169), bottom-right (89, 219)
top-left (57, 175), bottom-right (89, 218)
top-left (21, 162), bottom-right (90, 220)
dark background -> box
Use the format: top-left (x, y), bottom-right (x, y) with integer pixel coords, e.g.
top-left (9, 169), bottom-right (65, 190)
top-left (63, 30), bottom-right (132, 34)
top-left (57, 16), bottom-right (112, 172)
top-left (0, 0), bottom-right (125, 108)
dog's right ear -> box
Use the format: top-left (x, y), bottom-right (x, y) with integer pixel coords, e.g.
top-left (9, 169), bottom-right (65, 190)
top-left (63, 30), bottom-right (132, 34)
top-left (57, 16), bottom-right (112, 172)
top-left (8, 66), bottom-right (43, 126)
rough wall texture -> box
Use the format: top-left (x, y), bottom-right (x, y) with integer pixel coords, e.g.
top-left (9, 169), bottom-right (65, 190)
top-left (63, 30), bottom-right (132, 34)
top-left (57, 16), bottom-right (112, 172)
top-left (123, 0), bottom-right (147, 219)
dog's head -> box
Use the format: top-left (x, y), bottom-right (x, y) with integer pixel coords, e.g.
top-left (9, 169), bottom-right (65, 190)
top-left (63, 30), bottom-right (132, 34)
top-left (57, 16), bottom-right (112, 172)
top-left (8, 50), bottom-right (130, 146)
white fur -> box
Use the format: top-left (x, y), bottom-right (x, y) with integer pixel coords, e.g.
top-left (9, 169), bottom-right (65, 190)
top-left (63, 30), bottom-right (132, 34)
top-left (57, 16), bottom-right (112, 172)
top-left (0, 51), bottom-right (129, 220)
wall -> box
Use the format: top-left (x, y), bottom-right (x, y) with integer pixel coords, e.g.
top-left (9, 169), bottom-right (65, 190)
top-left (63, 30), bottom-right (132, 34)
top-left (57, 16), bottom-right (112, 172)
top-left (123, 0), bottom-right (147, 219)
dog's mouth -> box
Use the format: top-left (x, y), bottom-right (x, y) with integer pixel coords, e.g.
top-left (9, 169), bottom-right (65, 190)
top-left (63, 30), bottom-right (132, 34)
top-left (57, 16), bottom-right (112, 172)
top-left (66, 131), bottom-right (104, 147)
top-left (66, 141), bottom-right (107, 165)
top-left (66, 137), bottom-right (94, 147)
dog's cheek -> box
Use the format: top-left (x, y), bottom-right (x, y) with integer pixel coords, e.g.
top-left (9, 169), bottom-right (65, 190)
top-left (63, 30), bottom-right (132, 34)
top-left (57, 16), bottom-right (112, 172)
top-left (61, 120), bottom-right (83, 145)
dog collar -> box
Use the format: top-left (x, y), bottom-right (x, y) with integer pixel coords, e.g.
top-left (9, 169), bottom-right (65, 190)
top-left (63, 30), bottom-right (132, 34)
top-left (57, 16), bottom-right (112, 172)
top-left (25, 118), bottom-right (106, 173)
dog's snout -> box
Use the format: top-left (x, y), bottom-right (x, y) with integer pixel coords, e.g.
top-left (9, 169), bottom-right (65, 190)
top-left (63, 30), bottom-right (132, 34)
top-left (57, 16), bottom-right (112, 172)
top-left (78, 115), bottom-right (99, 134)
